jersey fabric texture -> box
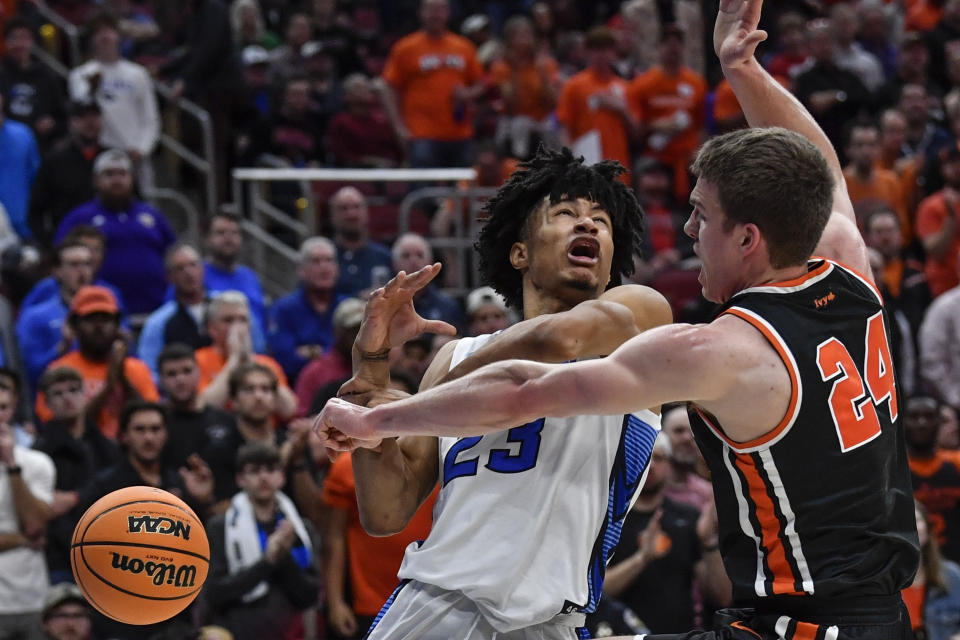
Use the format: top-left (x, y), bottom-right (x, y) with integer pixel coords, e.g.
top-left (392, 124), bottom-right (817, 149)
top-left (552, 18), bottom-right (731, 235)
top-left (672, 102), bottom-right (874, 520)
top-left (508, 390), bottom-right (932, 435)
top-left (687, 259), bottom-right (918, 615)
top-left (381, 333), bottom-right (661, 635)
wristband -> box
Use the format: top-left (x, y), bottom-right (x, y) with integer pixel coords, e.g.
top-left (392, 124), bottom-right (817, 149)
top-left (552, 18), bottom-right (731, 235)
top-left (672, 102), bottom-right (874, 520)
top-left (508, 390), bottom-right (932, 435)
top-left (359, 347), bottom-right (391, 361)
top-left (702, 542), bottom-right (719, 553)
top-left (6, 465), bottom-right (22, 476)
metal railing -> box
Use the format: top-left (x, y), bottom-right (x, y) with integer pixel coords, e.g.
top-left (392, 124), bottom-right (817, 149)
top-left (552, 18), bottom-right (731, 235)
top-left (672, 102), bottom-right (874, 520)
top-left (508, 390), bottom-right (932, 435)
top-left (33, 1), bottom-right (81, 66)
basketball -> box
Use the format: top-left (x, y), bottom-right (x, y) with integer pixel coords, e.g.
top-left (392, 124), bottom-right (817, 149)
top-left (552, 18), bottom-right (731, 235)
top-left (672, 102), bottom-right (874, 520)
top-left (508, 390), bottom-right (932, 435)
top-left (70, 486), bottom-right (210, 625)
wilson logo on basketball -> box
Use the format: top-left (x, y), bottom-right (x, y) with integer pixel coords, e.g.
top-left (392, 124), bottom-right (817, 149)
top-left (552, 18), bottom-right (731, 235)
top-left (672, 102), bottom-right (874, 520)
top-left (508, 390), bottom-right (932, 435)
top-left (127, 515), bottom-right (191, 540)
top-left (110, 553), bottom-right (198, 588)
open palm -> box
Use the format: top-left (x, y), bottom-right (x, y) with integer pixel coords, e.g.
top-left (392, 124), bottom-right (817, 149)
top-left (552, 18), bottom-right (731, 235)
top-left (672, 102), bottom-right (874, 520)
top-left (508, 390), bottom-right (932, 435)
top-left (715, 0), bottom-right (767, 69)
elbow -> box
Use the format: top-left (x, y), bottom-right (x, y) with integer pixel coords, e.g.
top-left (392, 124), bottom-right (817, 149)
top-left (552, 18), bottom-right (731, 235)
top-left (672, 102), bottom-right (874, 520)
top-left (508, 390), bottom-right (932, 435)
top-left (358, 510), bottom-right (407, 538)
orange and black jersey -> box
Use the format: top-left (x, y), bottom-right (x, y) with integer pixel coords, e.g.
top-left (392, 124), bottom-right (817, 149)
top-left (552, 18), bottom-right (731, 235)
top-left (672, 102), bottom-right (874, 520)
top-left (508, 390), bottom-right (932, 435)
top-left (688, 258), bottom-right (919, 608)
top-left (909, 450), bottom-right (960, 561)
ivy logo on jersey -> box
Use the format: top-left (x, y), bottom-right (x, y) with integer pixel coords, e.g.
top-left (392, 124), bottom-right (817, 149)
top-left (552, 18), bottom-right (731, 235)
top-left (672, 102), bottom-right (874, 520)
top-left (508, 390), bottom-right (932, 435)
top-left (127, 515), bottom-right (191, 540)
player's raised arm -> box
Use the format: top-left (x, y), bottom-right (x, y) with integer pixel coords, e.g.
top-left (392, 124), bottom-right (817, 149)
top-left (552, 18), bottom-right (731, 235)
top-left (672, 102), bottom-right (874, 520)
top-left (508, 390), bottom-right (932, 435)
top-left (716, 0), bottom-right (870, 277)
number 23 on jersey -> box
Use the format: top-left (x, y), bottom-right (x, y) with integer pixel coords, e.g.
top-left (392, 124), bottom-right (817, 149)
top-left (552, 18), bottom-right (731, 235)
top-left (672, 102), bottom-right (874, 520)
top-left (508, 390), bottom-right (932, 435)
top-left (816, 311), bottom-right (898, 453)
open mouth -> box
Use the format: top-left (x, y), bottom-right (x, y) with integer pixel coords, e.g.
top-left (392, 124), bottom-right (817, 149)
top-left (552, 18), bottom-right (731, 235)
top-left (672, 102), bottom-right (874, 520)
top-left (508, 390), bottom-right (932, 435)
top-left (567, 236), bottom-right (600, 266)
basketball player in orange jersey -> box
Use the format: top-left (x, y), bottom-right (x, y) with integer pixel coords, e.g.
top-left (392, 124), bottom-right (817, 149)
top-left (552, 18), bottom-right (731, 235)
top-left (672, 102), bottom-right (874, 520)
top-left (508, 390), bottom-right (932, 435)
top-left (318, 1), bottom-right (920, 638)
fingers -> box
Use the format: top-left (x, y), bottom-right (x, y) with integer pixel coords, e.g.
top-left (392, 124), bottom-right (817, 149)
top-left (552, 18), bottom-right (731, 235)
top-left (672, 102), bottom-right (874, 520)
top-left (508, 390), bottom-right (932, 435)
top-left (423, 319), bottom-right (458, 336)
top-left (743, 29), bottom-right (768, 48)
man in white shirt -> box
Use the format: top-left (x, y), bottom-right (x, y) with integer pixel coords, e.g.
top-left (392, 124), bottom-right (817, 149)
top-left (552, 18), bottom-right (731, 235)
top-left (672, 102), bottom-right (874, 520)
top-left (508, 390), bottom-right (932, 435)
top-left (68, 12), bottom-right (160, 192)
top-left (0, 420), bottom-right (55, 640)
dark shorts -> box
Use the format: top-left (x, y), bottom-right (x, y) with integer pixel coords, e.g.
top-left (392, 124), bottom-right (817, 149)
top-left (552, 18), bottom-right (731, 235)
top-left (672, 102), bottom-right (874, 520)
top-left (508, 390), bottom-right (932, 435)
top-left (644, 598), bottom-right (913, 640)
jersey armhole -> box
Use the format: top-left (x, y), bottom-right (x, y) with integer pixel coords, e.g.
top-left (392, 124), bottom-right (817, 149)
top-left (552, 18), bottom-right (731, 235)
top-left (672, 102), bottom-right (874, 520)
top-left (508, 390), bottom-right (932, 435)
top-left (813, 255), bottom-right (884, 305)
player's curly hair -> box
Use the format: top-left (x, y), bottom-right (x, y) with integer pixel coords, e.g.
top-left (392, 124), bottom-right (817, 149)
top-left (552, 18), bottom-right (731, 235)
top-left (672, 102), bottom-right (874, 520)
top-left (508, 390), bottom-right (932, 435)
top-left (476, 146), bottom-right (646, 310)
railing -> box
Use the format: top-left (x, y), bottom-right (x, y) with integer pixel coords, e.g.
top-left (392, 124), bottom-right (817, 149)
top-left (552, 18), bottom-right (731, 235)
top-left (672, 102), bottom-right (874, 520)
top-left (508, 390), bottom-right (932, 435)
top-left (33, 1), bottom-right (81, 66)
top-left (231, 167), bottom-right (482, 297)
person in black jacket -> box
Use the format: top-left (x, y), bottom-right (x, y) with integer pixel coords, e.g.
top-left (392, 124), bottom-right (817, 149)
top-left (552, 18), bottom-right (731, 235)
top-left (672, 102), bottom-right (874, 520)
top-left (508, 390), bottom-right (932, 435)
top-left (28, 100), bottom-right (105, 246)
top-left (205, 442), bottom-right (320, 640)
top-left (32, 366), bottom-right (119, 585)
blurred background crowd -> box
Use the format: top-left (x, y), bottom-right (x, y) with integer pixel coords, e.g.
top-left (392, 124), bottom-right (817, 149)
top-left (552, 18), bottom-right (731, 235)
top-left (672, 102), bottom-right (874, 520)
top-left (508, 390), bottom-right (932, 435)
top-left (3, 0), bottom-right (960, 638)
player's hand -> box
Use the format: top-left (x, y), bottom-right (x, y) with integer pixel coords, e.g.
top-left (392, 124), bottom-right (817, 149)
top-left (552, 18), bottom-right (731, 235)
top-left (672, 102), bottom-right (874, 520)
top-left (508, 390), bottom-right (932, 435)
top-left (179, 454), bottom-right (215, 506)
top-left (355, 264), bottom-right (457, 353)
top-left (313, 398), bottom-right (384, 457)
top-left (715, 0), bottom-right (767, 70)
top-left (328, 599), bottom-right (359, 637)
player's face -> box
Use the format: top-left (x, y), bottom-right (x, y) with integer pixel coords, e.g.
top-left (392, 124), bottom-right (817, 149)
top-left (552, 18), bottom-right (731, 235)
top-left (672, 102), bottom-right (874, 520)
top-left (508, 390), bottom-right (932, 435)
top-left (45, 381), bottom-right (86, 420)
top-left (685, 178), bottom-right (746, 303)
top-left (514, 197), bottom-right (614, 308)
top-left (234, 371), bottom-right (277, 422)
top-left (238, 463), bottom-right (284, 502)
top-left (43, 602), bottom-right (92, 640)
top-left (904, 397), bottom-right (941, 451)
top-left (122, 410), bottom-right (167, 465)
top-left (159, 358), bottom-right (199, 405)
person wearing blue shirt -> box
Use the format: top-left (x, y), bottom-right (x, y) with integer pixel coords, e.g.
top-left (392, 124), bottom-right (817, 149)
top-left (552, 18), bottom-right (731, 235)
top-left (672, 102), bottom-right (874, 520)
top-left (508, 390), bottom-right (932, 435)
top-left (0, 93), bottom-right (41, 239)
top-left (391, 232), bottom-right (465, 334)
top-left (21, 225), bottom-right (126, 315)
top-left (268, 237), bottom-right (347, 382)
top-left (54, 149), bottom-right (176, 315)
top-left (202, 211), bottom-right (267, 329)
top-left (328, 186), bottom-right (393, 297)
top-left (16, 241), bottom-right (94, 387)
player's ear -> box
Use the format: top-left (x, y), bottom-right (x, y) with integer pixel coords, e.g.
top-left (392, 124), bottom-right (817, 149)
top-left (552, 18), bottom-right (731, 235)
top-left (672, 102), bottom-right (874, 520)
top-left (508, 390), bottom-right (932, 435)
top-left (509, 241), bottom-right (528, 271)
top-left (739, 223), bottom-right (762, 256)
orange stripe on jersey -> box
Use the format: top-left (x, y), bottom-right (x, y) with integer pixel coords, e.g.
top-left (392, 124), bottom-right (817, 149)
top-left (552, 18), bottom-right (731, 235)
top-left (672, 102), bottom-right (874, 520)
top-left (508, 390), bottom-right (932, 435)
top-left (764, 260), bottom-right (832, 288)
top-left (792, 621), bottom-right (820, 640)
top-left (709, 308), bottom-right (800, 451)
top-left (734, 453), bottom-right (803, 595)
top-left (730, 621), bottom-right (762, 639)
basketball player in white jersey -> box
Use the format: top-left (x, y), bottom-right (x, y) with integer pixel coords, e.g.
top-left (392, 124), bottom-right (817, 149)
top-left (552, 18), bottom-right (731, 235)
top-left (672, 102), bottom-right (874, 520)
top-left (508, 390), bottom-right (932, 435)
top-left (328, 146), bottom-right (672, 639)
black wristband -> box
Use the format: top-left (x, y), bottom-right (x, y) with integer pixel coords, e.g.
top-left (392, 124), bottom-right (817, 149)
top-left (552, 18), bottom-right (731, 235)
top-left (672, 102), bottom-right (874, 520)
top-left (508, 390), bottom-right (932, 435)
top-left (6, 465), bottom-right (22, 476)
top-left (359, 347), bottom-right (391, 361)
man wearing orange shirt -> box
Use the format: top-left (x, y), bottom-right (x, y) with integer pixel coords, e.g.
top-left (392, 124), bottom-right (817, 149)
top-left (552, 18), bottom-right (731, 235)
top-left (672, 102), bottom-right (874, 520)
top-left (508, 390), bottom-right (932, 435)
top-left (916, 144), bottom-right (960, 296)
top-left (843, 119), bottom-right (910, 237)
top-left (379, 0), bottom-right (484, 168)
top-left (323, 452), bottom-right (438, 639)
top-left (629, 23), bottom-right (706, 200)
top-left (35, 286), bottom-right (157, 438)
top-left (195, 291), bottom-right (296, 419)
top-left (878, 109), bottom-right (922, 217)
top-left (556, 26), bottom-right (636, 181)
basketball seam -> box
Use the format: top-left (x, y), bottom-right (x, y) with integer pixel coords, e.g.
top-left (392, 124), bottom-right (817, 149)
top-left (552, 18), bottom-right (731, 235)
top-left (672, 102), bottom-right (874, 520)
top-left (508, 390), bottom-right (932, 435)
top-left (72, 540), bottom-right (210, 563)
top-left (78, 542), bottom-right (203, 602)
top-left (79, 497), bottom-right (203, 545)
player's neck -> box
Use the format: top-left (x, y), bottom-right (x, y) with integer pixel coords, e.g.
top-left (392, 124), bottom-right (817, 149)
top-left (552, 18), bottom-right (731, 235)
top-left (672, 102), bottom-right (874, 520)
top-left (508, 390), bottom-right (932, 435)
top-left (520, 286), bottom-right (593, 319)
top-left (748, 261), bottom-right (810, 290)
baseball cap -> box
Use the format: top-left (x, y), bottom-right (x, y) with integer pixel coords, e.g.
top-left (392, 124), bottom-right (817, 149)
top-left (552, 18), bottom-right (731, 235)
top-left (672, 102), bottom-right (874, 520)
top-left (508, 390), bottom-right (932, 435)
top-left (466, 286), bottom-right (507, 317)
top-left (461, 14), bottom-right (489, 36)
top-left (93, 148), bottom-right (133, 175)
top-left (332, 297), bottom-right (365, 329)
top-left (241, 45), bottom-right (270, 67)
top-left (68, 98), bottom-right (101, 117)
top-left (42, 583), bottom-right (87, 621)
top-left (70, 285), bottom-right (120, 316)
top-left (301, 41), bottom-right (326, 58)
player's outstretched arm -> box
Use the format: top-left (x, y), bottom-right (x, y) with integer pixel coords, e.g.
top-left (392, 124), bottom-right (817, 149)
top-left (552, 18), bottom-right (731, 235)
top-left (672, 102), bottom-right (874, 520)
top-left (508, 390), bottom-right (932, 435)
top-left (716, 0), bottom-right (870, 277)
top-left (318, 323), bottom-right (736, 442)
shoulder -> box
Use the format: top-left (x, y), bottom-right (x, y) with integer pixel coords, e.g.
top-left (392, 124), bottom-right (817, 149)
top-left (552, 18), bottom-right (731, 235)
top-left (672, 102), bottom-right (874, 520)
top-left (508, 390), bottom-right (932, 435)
top-left (144, 301), bottom-right (177, 325)
top-left (272, 290), bottom-right (300, 311)
top-left (391, 32), bottom-right (424, 55)
top-left (599, 284), bottom-right (673, 331)
top-left (419, 338), bottom-right (462, 390)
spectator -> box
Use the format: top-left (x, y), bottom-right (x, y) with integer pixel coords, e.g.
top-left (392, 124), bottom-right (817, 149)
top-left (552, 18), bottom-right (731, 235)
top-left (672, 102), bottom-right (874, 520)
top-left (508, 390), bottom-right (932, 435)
top-left (302, 41), bottom-right (343, 128)
top-left (631, 160), bottom-right (693, 284)
top-left (877, 109), bottom-right (922, 217)
top-left (327, 74), bottom-right (403, 169)
top-left (556, 26), bottom-right (635, 178)
top-left (0, 17), bottom-right (65, 151)
top-left (830, 3), bottom-right (884, 93)
top-left (905, 501), bottom-right (960, 640)
top-left (230, 0), bottom-right (281, 51)
top-left (941, 405), bottom-right (960, 452)
top-left (268, 11), bottom-right (313, 84)
top-left (328, 187), bottom-right (392, 297)
top-left (464, 286), bottom-right (511, 337)
top-left (379, 0), bottom-right (484, 168)
top-left (33, 366), bottom-right (119, 585)
top-left (928, 0), bottom-right (960, 93)
top-left (763, 12), bottom-right (807, 80)
top-left (256, 75), bottom-right (325, 167)
top-left (899, 83), bottom-right (951, 159)
top-left (293, 296), bottom-right (362, 416)
top-left (792, 18), bottom-right (871, 152)
top-left (157, 344), bottom-right (237, 505)
top-left (206, 442), bottom-right (320, 640)
top-left (659, 404), bottom-right (713, 512)
top-left (35, 286), bottom-right (159, 439)
top-left (55, 149), bottom-right (176, 315)
top-left (239, 45), bottom-right (273, 120)
top-left (876, 32), bottom-right (941, 111)
top-left (195, 292), bottom-right (295, 418)
top-left (16, 241), bottom-right (94, 387)
top-left (392, 232), bottom-right (464, 332)
top-left (40, 583), bottom-right (95, 640)
top-left (21, 226), bottom-right (124, 316)
top-left (916, 143), bottom-right (960, 297)
top-left (28, 100), bottom-right (105, 246)
top-left (843, 119), bottom-right (909, 235)
top-left (857, 3), bottom-right (897, 81)
top-left (629, 23), bottom-right (706, 200)
top-left (0, 91), bottom-right (40, 240)
top-left (310, 0), bottom-right (364, 77)
top-left (919, 253), bottom-right (960, 409)
top-left (322, 449), bottom-right (438, 639)
top-left (0, 367), bottom-right (30, 450)
top-left (77, 400), bottom-right (213, 639)
top-left (488, 15), bottom-right (559, 160)
top-left (68, 11), bottom-right (160, 192)
top-left (268, 237), bottom-right (345, 381)
top-left (202, 212), bottom-right (267, 330)
top-left (0, 420), bottom-right (54, 640)
top-left (906, 395), bottom-right (960, 562)
top-left (599, 437), bottom-right (729, 634)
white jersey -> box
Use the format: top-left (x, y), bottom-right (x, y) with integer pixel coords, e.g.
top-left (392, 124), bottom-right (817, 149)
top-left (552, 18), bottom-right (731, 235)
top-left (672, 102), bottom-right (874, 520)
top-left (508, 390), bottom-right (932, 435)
top-left (398, 334), bottom-right (660, 632)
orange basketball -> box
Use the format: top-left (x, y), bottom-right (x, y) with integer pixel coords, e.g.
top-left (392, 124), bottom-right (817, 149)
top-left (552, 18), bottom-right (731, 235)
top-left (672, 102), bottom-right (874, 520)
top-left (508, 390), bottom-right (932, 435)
top-left (70, 486), bottom-right (210, 625)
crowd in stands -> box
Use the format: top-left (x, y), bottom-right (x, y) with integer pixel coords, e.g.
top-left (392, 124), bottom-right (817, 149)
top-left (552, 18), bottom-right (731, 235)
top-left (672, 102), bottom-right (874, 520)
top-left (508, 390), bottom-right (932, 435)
top-left (3, 0), bottom-right (960, 638)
